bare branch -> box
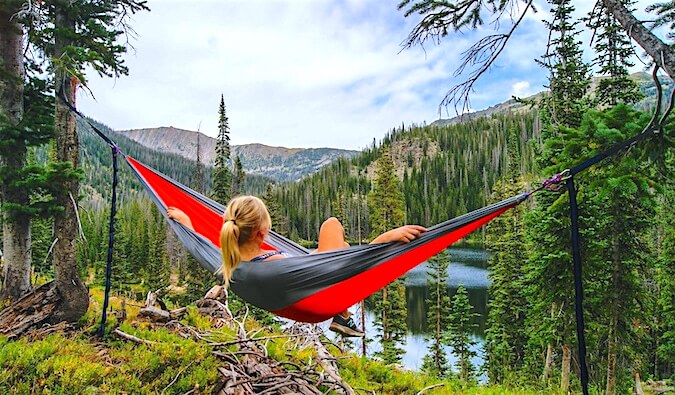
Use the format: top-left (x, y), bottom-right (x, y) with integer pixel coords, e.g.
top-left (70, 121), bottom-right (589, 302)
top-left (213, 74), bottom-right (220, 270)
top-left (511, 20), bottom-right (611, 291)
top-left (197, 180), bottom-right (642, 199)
top-left (441, 0), bottom-right (535, 114)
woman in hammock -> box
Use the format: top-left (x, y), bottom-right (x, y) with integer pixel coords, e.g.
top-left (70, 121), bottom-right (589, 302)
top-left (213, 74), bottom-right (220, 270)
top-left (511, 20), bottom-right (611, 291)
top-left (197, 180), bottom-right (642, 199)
top-left (168, 195), bottom-right (426, 337)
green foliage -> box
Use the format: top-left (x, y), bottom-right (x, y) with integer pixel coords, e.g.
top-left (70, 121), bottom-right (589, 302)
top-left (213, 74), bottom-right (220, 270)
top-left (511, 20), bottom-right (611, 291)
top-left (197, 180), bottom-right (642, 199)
top-left (585, 1), bottom-right (643, 106)
top-left (0, 330), bottom-right (219, 394)
top-left (537, 0), bottom-right (591, 133)
top-left (447, 285), bottom-right (479, 384)
top-left (422, 250), bottom-right (452, 378)
top-left (272, 113), bottom-right (539, 242)
top-left (212, 94), bottom-right (232, 205)
top-left (368, 147), bottom-right (408, 364)
top-left (369, 147), bottom-right (405, 236)
top-left (263, 183), bottom-right (288, 237)
top-left (231, 155), bottom-right (245, 197)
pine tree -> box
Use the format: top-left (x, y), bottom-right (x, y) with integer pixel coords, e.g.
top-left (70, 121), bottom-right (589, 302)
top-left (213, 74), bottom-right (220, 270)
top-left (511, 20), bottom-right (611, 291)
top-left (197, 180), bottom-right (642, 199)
top-left (448, 285), bottom-right (479, 383)
top-left (654, 186), bottom-right (674, 379)
top-left (262, 183), bottom-right (287, 237)
top-left (586, 1), bottom-right (643, 106)
top-left (193, 132), bottom-right (205, 194)
top-left (231, 155), bottom-right (245, 197)
top-left (528, 2), bottom-right (592, 391)
top-left (572, 106), bottom-right (658, 394)
top-left (484, 127), bottom-right (529, 384)
top-left (212, 94), bottom-right (232, 205)
top-left (0, 6), bottom-right (58, 301)
top-left (537, 0), bottom-right (591, 133)
top-left (369, 148), bottom-right (405, 236)
top-left (421, 250), bottom-right (452, 378)
top-left (369, 147), bottom-right (408, 364)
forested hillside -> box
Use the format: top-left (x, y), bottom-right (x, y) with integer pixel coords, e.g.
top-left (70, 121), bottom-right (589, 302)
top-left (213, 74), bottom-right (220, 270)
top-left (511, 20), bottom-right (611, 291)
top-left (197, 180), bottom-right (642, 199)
top-left (273, 111), bottom-right (540, 243)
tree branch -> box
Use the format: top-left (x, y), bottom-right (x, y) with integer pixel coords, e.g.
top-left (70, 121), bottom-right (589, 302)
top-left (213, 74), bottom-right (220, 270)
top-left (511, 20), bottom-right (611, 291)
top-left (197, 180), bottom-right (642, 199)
top-left (602, 0), bottom-right (675, 78)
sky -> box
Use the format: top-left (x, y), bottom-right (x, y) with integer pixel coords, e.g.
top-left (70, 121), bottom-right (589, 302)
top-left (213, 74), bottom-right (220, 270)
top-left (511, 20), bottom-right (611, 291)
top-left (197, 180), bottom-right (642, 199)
top-left (76, 0), bottom-right (656, 150)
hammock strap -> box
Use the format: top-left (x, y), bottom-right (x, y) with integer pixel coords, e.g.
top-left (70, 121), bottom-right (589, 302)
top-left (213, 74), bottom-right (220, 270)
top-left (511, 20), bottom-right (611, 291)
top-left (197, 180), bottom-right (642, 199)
top-left (57, 91), bottom-right (121, 337)
top-left (567, 176), bottom-right (589, 395)
top-left (98, 144), bottom-right (119, 336)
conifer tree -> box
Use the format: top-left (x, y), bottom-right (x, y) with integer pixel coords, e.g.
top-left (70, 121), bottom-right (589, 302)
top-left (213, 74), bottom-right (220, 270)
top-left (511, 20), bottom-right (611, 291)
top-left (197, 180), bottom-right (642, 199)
top-left (193, 132), bottom-right (205, 194)
top-left (421, 250), bottom-right (452, 378)
top-left (572, 106), bottom-right (657, 394)
top-left (654, 186), bottom-right (674, 379)
top-left (29, 0), bottom-right (148, 321)
top-left (369, 148), bottom-right (408, 364)
top-left (527, 2), bottom-right (591, 391)
top-left (0, 5), bottom-right (57, 301)
top-left (231, 155), bottom-right (245, 197)
top-left (448, 285), bottom-right (479, 383)
top-left (369, 148), bottom-right (405, 236)
top-left (586, 1), bottom-right (643, 106)
top-left (0, 3), bottom-right (30, 301)
top-left (484, 127), bottom-right (529, 384)
top-left (262, 183), bottom-right (287, 237)
top-left (212, 94), bottom-right (232, 204)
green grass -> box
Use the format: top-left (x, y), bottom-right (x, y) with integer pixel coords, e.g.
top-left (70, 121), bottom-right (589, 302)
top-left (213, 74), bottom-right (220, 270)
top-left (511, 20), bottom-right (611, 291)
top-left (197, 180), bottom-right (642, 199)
top-left (0, 288), bottom-right (597, 394)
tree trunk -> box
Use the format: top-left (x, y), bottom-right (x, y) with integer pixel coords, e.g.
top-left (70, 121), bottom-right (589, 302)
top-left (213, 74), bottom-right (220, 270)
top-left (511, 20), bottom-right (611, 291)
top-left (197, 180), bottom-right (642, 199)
top-left (603, 0), bottom-right (675, 78)
top-left (607, 239), bottom-right (621, 395)
top-left (0, 2), bottom-right (31, 302)
top-left (542, 303), bottom-right (556, 382)
top-left (51, 7), bottom-right (88, 323)
top-left (561, 343), bottom-right (571, 393)
top-left (606, 322), bottom-right (617, 395)
top-left (543, 343), bottom-right (554, 382)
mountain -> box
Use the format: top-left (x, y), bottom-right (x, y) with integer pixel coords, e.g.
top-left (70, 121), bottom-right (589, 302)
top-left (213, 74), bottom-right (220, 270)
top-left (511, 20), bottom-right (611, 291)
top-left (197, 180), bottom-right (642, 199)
top-left (430, 72), bottom-right (671, 127)
top-left (117, 127), bottom-right (359, 182)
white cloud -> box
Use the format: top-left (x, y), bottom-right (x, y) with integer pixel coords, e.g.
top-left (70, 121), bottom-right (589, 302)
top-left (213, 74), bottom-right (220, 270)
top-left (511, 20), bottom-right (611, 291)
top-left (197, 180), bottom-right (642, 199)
top-left (76, 0), bottom-right (664, 150)
top-left (511, 80), bottom-right (532, 97)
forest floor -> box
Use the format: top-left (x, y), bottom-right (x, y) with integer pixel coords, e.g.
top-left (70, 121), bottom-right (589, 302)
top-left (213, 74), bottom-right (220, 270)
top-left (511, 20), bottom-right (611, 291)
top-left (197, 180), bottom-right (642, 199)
top-left (0, 287), bottom-right (666, 394)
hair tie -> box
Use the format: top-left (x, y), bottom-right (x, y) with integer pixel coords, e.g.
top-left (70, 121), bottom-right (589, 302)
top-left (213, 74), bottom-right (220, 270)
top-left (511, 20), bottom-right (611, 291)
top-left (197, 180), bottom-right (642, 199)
top-left (228, 219), bottom-right (237, 225)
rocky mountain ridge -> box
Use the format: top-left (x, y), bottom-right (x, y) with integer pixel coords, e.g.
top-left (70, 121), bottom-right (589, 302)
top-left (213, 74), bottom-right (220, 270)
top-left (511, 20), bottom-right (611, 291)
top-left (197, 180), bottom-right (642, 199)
top-left (430, 72), bottom-right (670, 127)
top-left (117, 127), bottom-right (359, 182)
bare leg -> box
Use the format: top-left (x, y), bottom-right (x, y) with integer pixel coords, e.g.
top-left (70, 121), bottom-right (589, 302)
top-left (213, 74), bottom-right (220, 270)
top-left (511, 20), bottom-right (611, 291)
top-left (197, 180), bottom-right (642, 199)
top-left (317, 218), bottom-right (363, 337)
top-left (316, 217), bottom-right (349, 253)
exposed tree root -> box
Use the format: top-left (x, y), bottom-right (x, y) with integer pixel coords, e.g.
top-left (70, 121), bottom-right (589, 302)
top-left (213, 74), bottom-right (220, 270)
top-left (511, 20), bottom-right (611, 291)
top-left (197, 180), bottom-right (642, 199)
top-left (0, 282), bottom-right (63, 339)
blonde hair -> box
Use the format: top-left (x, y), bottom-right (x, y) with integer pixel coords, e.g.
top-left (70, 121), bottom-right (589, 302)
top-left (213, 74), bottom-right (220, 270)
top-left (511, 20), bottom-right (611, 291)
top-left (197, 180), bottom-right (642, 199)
top-left (220, 195), bottom-right (272, 287)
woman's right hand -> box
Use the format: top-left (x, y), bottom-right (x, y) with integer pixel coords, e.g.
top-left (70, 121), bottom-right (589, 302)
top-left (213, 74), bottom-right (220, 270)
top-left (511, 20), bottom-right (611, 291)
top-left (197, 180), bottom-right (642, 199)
top-left (371, 225), bottom-right (427, 244)
top-left (167, 207), bottom-right (194, 230)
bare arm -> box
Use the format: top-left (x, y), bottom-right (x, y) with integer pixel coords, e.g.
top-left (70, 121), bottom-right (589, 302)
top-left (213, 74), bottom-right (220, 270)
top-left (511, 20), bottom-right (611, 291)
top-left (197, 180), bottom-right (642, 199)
top-left (167, 207), bottom-right (194, 231)
top-left (370, 225), bottom-right (427, 244)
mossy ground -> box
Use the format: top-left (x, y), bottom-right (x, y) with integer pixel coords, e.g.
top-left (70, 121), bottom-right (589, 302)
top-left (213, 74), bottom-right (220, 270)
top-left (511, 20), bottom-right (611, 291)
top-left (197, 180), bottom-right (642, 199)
top-left (1, 288), bottom-right (656, 394)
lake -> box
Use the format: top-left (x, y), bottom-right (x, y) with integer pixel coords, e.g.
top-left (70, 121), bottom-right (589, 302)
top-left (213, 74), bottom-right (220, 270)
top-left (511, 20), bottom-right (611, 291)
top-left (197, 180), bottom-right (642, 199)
top-left (327, 246), bottom-right (490, 376)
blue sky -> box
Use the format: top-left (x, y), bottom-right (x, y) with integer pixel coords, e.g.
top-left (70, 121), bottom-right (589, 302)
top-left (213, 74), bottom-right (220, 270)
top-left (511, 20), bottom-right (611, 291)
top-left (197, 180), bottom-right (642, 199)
top-left (77, 0), bottom-right (657, 150)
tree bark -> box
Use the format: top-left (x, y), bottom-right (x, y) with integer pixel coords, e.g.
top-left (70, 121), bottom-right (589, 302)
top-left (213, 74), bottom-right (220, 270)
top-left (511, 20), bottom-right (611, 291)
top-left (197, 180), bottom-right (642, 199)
top-left (606, 321), bottom-right (617, 395)
top-left (51, 6), bottom-right (88, 323)
top-left (561, 343), bottom-right (571, 393)
top-left (603, 0), bottom-right (675, 78)
top-left (0, 2), bottom-right (31, 302)
top-left (542, 303), bottom-right (556, 382)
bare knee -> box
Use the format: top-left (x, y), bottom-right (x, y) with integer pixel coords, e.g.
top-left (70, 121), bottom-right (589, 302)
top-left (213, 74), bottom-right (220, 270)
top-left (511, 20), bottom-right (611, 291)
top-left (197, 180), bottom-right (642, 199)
top-left (321, 217), bottom-right (343, 232)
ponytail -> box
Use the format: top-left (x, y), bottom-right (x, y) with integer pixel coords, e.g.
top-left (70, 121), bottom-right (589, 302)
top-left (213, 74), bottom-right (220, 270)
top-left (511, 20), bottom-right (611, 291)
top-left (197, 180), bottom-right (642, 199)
top-left (219, 196), bottom-right (272, 288)
top-left (220, 219), bottom-right (240, 287)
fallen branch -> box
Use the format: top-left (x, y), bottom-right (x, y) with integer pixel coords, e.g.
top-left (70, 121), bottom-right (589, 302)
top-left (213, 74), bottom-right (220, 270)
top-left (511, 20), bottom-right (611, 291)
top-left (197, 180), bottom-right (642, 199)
top-left (113, 328), bottom-right (155, 345)
top-left (209, 333), bottom-right (307, 347)
top-left (416, 383), bottom-right (445, 394)
top-left (161, 361), bottom-right (194, 394)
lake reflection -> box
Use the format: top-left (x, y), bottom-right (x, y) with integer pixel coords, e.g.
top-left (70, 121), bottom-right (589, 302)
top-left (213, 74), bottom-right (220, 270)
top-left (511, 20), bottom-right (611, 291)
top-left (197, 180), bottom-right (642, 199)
top-left (342, 247), bottom-right (491, 373)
